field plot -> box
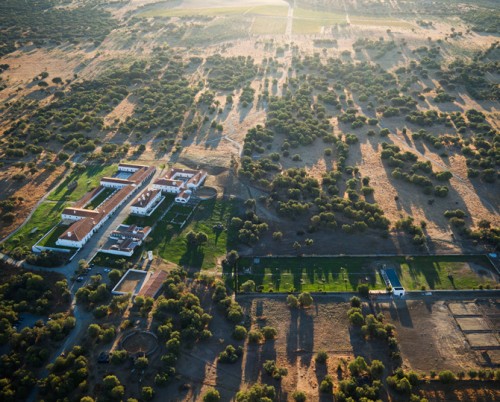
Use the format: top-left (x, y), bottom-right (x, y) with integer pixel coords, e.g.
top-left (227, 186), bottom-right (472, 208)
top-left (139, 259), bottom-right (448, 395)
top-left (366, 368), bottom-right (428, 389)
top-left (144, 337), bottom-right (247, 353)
top-left (251, 16), bottom-right (287, 34)
top-left (292, 7), bottom-right (346, 34)
top-left (47, 164), bottom-right (117, 203)
top-left (349, 15), bottom-right (414, 28)
top-left (3, 201), bottom-right (68, 252)
top-left (112, 269), bottom-right (148, 295)
top-left (149, 199), bottom-right (235, 270)
top-left (237, 255), bottom-right (498, 292)
top-left (138, 4), bottom-right (288, 18)
top-left (35, 224), bottom-right (75, 250)
top-left (377, 299), bottom-right (500, 372)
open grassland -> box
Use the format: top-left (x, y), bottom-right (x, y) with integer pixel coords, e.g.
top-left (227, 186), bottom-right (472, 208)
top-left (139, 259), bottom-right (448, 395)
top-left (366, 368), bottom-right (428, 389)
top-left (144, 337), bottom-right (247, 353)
top-left (138, 4), bottom-right (288, 18)
top-left (251, 16), bottom-right (288, 34)
top-left (237, 255), bottom-right (498, 292)
top-left (47, 164), bottom-right (117, 203)
top-left (294, 7), bottom-right (345, 21)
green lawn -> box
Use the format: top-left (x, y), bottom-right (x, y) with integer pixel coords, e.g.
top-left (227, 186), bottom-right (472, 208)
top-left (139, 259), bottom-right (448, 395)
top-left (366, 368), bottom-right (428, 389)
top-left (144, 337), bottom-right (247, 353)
top-left (236, 255), bottom-right (498, 292)
top-left (86, 188), bottom-right (116, 210)
top-left (397, 255), bottom-right (498, 290)
top-left (150, 198), bottom-right (236, 270)
top-left (4, 201), bottom-right (68, 252)
top-left (36, 224), bottom-right (75, 250)
top-left (124, 194), bottom-right (176, 227)
top-left (3, 164), bottom-right (118, 253)
top-left (47, 164), bottom-right (117, 203)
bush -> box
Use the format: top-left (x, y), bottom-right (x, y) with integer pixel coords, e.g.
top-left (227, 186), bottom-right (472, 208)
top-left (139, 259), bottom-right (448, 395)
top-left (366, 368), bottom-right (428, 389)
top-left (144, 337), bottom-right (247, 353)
top-left (438, 370), bottom-right (456, 384)
top-left (233, 325), bottom-right (247, 341)
top-left (218, 345), bottom-right (243, 364)
top-left (263, 360), bottom-right (288, 380)
top-left (262, 326), bottom-right (277, 340)
top-left (203, 388), bottom-right (221, 402)
top-left (286, 294), bottom-right (299, 308)
top-left (315, 351), bottom-right (328, 364)
top-left (298, 292), bottom-right (313, 307)
top-left (358, 284), bottom-right (369, 297)
top-left (370, 360), bottom-right (385, 379)
top-left (240, 280), bottom-right (256, 292)
top-left (320, 375), bottom-right (334, 393)
top-left (350, 296), bottom-right (361, 307)
top-left (292, 390), bottom-right (307, 402)
top-left (248, 330), bottom-right (264, 343)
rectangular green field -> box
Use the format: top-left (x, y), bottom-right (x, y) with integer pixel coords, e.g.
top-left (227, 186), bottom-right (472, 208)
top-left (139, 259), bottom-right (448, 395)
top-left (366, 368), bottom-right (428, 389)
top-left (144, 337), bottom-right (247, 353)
top-left (4, 201), bottom-right (68, 252)
top-left (236, 255), bottom-right (498, 292)
top-left (124, 194), bottom-right (175, 227)
top-left (48, 164), bottom-right (117, 203)
top-left (251, 16), bottom-right (287, 34)
top-left (85, 188), bottom-right (116, 210)
top-left (151, 199), bottom-right (235, 270)
top-left (139, 5), bottom-right (288, 18)
top-left (36, 224), bottom-right (75, 250)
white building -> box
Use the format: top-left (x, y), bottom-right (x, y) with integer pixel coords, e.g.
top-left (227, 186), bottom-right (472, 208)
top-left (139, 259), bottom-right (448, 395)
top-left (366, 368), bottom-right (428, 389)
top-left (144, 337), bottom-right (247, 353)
top-left (56, 163), bottom-right (155, 249)
top-left (130, 189), bottom-right (163, 216)
top-left (152, 167), bottom-right (207, 203)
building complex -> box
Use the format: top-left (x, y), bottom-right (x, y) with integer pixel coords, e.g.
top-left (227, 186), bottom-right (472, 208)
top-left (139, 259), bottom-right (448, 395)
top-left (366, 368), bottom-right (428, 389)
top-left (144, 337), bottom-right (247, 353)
top-left (56, 163), bottom-right (155, 248)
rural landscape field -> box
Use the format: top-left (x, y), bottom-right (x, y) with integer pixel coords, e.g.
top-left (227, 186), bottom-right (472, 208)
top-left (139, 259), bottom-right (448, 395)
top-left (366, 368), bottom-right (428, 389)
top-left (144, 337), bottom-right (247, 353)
top-left (0, 0), bottom-right (498, 401)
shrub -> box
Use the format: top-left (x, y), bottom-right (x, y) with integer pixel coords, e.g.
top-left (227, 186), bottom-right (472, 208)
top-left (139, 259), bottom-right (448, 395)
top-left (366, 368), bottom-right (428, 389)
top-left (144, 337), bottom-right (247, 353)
top-left (236, 384), bottom-right (275, 401)
top-left (292, 390), bottom-right (307, 402)
top-left (263, 360), bottom-right (288, 380)
top-left (248, 330), bottom-right (264, 343)
top-left (262, 326), bottom-right (277, 340)
top-left (233, 325), bottom-right (247, 341)
top-left (438, 370), bottom-right (456, 384)
top-left (287, 294), bottom-right (299, 308)
top-left (203, 388), bottom-right (221, 402)
top-left (315, 351), bottom-right (328, 364)
top-left (298, 292), bottom-right (313, 307)
top-left (218, 345), bottom-right (243, 364)
top-left (370, 360), bottom-right (385, 379)
top-left (350, 296), bottom-right (361, 307)
top-left (320, 375), bottom-right (334, 393)
top-left (240, 280), bottom-right (256, 292)
top-left (358, 284), bottom-right (369, 297)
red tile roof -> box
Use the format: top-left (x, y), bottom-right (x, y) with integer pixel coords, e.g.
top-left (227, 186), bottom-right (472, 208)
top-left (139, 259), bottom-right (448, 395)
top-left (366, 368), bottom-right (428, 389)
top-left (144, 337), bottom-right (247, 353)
top-left (137, 270), bottom-right (168, 298)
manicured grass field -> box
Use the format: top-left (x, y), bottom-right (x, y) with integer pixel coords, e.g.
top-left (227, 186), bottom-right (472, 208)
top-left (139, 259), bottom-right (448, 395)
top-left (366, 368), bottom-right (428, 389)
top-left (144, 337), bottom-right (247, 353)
top-left (48, 164), bottom-right (117, 203)
top-left (4, 201), bottom-right (68, 252)
top-left (397, 255), bottom-right (498, 290)
top-left (124, 194), bottom-right (176, 227)
top-left (151, 198), bottom-right (235, 270)
top-left (36, 224), bottom-right (75, 250)
top-left (251, 16), bottom-right (287, 34)
top-left (4, 164), bottom-right (118, 253)
top-left (85, 188), bottom-right (115, 210)
top-left (139, 5), bottom-right (288, 18)
top-left (236, 255), bottom-right (498, 292)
